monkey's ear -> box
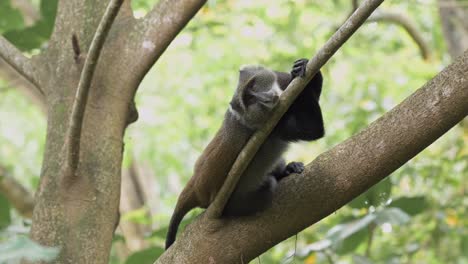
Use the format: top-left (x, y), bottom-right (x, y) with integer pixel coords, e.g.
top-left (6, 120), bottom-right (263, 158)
top-left (239, 77), bottom-right (256, 108)
top-left (239, 65), bottom-right (263, 85)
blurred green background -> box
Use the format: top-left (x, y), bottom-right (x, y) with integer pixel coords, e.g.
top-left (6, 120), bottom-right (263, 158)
top-left (0, 0), bottom-right (466, 263)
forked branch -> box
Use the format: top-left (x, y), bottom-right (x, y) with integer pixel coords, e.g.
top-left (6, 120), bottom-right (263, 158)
top-left (368, 11), bottom-right (431, 60)
top-left (62, 0), bottom-right (124, 176)
top-left (206, 0), bottom-right (386, 219)
top-left (0, 36), bottom-right (43, 95)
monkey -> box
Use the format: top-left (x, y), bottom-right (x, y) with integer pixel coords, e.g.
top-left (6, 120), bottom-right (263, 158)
top-left (165, 58), bottom-right (324, 249)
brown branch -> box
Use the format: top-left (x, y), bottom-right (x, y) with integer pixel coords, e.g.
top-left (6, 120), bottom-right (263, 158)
top-left (157, 50), bottom-right (468, 264)
top-left (0, 36), bottom-right (43, 95)
top-left (129, 0), bottom-right (206, 87)
top-left (62, 0), bottom-right (124, 175)
top-left (0, 166), bottom-right (34, 218)
top-left (206, 0), bottom-right (386, 219)
top-left (367, 11), bottom-right (432, 60)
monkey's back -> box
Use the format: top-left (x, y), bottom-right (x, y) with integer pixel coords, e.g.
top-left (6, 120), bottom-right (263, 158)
top-left (190, 112), bottom-right (253, 207)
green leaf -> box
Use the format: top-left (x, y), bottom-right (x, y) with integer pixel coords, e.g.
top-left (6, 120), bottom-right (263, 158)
top-left (0, 236), bottom-right (59, 263)
top-left (0, 193), bottom-right (11, 229)
top-left (3, 0), bottom-right (57, 51)
top-left (388, 196), bottom-right (429, 216)
top-left (0, 1), bottom-right (24, 33)
top-left (124, 247), bottom-right (164, 264)
top-left (461, 234), bottom-right (468, 258)
top-left (375, 208), bottom-right (410, 225)
top-left (349, 178), bottom-right (392, 209)
top-left (149, 214), bottom-right (196, 239)
top-left (327, 214), bottom-right (375, 254)
top-left (327, 214), bottom-right (375, 242)
top-left (121, 207), bottom-right (151, 225)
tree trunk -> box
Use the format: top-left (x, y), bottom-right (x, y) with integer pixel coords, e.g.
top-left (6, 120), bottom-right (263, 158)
top-left (20, 1), bottom-right (206, 263)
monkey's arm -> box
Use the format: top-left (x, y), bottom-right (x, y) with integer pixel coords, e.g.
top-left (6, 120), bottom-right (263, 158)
top-left (276, 59), bottom-right (325, 141)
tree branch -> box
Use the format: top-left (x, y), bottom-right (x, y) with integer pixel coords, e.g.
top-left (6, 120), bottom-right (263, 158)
top-left (129, 0), bottom-right (206, 87)
top-left (367, 11), bottom-right (431, 60)
top-left (206, 0), bottom-right (386, 219)
top-left (158, 50), bottom-right (468, 264)
top-left (0, 166), bottom-right (34, 218)
top-left (0, 36), bottom-right (43, 95)
top-left (62, 0), bottom-right (124, 175)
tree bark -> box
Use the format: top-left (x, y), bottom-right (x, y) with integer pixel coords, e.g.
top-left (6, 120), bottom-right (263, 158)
top-left (21, 1), bottom-right (206, 263)
top-left (156, 50), bottom-right (468, 264)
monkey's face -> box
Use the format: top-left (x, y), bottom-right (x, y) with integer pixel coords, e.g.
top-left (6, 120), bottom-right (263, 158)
top-left (236, 70), bottom-right (282, 129)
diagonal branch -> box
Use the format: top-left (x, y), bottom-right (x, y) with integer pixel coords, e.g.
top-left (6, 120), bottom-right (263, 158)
top-left (158, 49), bottom-right (468, 264)
top-left (62, 0), bottom-right (124, 175)
top-left (367, 11), bottom-right (431, 60)
top-left (129, 0), bottom-right (206, 85)
top-left (0, 36), bottom-right (43, 95)
top-left (206, 0), bottom-right (386, 219)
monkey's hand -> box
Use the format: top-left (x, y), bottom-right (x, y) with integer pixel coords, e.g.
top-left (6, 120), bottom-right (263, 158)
top-left (273, 161), bottom-right (305, 181)
top-left (291, 58), bottom-right (308, 78)
top-left (284, 161), bottom-right (305, 175)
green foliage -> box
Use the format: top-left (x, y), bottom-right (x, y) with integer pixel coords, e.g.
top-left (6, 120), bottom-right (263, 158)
top-left (0, 2), bottom-right (24, 33)
top-left (1, 0), bottom-right (58, 51)
top-left (124, 247), bottom-right (164, 264)
top-left (0, 236), bottom-right (59, 263)
top-left (389, 196), bottom-right (429, 216)
top-left (0, 194), bottom-right (11, 229)
top-left (1, 0), bottom-right (466, 263)
top-left (349, 178), bottom-right (392, 209)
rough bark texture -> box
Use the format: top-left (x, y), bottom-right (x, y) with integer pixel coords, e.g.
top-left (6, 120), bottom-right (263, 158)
top-left (21, 1), bottom-right (207, 263)
top-left (156, 51), bottom-right (468, 264)
top-left (438, 0), bottom-right (468, 128)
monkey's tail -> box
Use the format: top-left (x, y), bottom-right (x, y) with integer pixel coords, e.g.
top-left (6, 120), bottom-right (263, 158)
top-left (165, 190), bottom-right (197, 250)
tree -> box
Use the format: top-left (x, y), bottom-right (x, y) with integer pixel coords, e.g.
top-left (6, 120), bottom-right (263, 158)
top-left (0, 0), bottom-right (466, 263)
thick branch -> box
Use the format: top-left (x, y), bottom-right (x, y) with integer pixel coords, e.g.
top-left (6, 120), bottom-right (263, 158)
top-left (0, 167), bottom-right (34, 218)
top-left (130, 0), bottom-right (206, 87)
top-left (158, 50), bottom-right (468, 264)
top-left (367, 11), bottom-right (431, 60)
top-left (63, 0), bottom-right (124, 174)
top-left (206, 0), bottom-right (386, 219)
top-left (0, 36), bottom-right (42, 95)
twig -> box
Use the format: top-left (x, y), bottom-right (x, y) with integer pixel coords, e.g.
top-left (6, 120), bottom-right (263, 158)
top-left (365, 223), bottom-right (376, 258)
top-left (0, 36), bottom-right (43, 95)
top-left (367, 11), bottom-right (431, 60)
top-left (62, 0), bottom-right (124, 175)
top-left (206, 0), bottom-right (386, 219)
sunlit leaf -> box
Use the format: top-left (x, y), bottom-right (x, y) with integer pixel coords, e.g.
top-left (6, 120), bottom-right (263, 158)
top-left (348, 178), bottom-right (392, 209)
top-left (375, 208), bottom-right (410, 225)
top-left (388, 196), bottom-right (428, 216)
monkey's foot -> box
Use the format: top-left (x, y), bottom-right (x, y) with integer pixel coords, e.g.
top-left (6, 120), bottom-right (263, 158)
top-left (291, 58), bottom-right (308, 78)
top-left (284, 161), bottom-right (305, 175)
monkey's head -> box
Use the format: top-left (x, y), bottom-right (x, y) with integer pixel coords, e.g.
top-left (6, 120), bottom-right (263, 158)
top-left (229, 66), bottom-right (282, 129)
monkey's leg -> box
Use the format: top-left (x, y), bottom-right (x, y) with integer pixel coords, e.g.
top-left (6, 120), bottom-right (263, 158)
top-left (223, 177), bottom-right (278, 217)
